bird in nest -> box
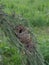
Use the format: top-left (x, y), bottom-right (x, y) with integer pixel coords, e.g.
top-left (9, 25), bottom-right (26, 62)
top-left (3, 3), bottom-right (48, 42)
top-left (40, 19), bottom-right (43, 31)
top-left (14, 24), bottom-right (45, 65)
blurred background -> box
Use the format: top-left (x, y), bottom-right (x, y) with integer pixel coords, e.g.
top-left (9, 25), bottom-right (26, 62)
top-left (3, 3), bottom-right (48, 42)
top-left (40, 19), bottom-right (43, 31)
top-left (0, 0), bottom-right (49, 65)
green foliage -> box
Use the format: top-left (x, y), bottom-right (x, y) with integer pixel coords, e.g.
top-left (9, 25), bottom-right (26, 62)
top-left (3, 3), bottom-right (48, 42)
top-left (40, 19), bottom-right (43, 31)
top-left (0, 0), bottom-right (49, 65)
top-left (33, 27), bottom-right (49, 64)
top-left (0, 28), bottom-right (22, 65)
top-left (0, 13), bottom-right (28, 65)
top-left (0, 46), bottom-right (22, 65)
top-left (0, 0), bottom-right (49, 26)
top-left (0, 33), bottom-right (22, 65)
